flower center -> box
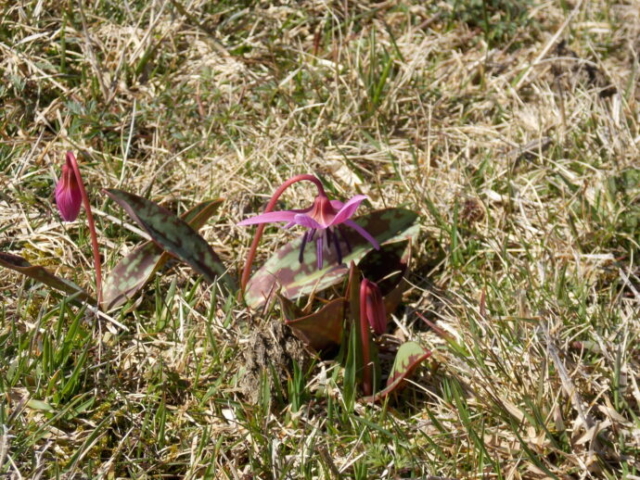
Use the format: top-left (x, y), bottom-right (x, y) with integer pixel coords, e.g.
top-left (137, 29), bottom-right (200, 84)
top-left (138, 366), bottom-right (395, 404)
top-left (308, 194), bottom-right (336, 228)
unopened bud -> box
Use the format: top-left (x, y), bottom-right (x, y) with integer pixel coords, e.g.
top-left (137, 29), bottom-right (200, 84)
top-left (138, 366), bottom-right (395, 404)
top-left (360, 278), bottom-right (387, 335)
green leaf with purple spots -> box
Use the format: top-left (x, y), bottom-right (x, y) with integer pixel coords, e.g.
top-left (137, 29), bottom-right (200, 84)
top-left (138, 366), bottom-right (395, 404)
top-left (279, 295), bottom-right (346, 352)
top-left (245, 208), bottom-right (419, 308)
top-left (0, 253), bottom-right (96, 306)
top-left (364, 341), bottom-right (431, 403)
top-left (105, 189), bottom-right (235, 290)
top-left (102, 199), bottom-right (223, 310)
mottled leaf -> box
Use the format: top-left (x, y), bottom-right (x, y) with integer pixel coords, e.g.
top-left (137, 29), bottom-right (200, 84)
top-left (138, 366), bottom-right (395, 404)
top-left (0, 252), bottom-right (96, 306)
top-left (364, 341), bottom-right (431, 403)
top-left (245, 208), bottom-right (419, 308)
top-left (279, 295), bottom-right (345, 351)
top-left (102, 199), bottom-right (223, 310)
top-left (105, 189), bottom-right (235, 290)
top-left (102, 242), bottom-right (159, 311)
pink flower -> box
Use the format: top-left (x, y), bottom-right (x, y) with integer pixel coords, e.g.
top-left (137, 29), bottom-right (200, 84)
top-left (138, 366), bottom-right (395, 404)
top-left (360, 278), bottom-right (387, 335)
top-left (239, 190), bottom-right (380, 268)
top-left (55, 152), bottom-right (83, 221)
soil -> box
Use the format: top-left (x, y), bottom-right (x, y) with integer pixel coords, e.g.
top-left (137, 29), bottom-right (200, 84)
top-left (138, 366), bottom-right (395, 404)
top-left (240, 318), bottom-right (311, 404)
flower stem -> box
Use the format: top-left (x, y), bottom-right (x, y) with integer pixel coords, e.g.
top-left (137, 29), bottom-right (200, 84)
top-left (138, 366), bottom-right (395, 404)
top-left (68, 152), bottom-right (103, 307)
top-left (240, 174), bottom-right (326, 294)
top-left (359, 279), bottom-right (373, 396)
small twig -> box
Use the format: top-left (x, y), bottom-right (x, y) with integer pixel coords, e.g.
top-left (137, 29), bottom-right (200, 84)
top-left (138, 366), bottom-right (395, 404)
top-left (317, 446), bottom-right (342, 479)
top-left (93, 305), bottom-right (129, 332)
top-left (619, 267), bottom-right (640, 303)
top-left (515, 0), bottom-right (584, 90)
top-left (546, 333), bottom-right (593, 431)
top-left (118, 99), bottom-right (137, 187)
top-left (0, 426), bottom-right (9, 474)
top-left (91, 207), bottom-right (151, 240)
top-left (416, 311), bottom-right (453, 340)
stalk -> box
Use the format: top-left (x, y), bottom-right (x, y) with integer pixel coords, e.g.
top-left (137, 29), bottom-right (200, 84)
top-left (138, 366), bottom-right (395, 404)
top-left (67, 152), bottom-right (103, 306)
top-left (359, 279), bottom-right (373, 396)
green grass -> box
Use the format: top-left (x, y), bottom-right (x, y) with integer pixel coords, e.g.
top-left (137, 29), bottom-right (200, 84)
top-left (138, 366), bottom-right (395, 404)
top-left (2, 0), bottom-right (640, 478)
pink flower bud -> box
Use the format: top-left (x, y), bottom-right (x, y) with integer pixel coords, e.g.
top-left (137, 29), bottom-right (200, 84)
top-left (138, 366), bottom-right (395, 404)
top-left (55, 152), bottom-right (82, 221)
top-left (360, 278), bottom-right (387, 335)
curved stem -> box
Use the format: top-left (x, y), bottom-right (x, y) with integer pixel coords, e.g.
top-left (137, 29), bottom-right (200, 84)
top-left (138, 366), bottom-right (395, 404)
top-left (68, 152), bottom-right (103, 307)
top-left (240, 174), bottom-right (325, 294)
top-left (359, 279), bottom-right (373, 396)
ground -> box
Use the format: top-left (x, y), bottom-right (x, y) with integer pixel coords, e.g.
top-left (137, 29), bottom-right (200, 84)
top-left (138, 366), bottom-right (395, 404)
top-left (1, 0), bottom-right (639, 478)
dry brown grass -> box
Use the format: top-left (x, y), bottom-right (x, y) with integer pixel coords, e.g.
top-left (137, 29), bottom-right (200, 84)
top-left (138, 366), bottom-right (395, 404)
top-left (1, 0), bottom-right (639, 478)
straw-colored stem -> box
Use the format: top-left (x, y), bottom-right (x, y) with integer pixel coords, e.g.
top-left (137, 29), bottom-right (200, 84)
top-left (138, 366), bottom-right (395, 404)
top-left (240, 174), bottom-right (325, 294)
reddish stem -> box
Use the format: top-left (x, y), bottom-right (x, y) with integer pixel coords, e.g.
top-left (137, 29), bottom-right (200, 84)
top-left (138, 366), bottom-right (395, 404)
top-left (415, 311), bottom-right (452, 340)
top-left (240, 174), bottom-right (326, 293)
top-left (67, 152), bottom-right (103, 307)
top-left (359, 280), bottom-right (373, 396)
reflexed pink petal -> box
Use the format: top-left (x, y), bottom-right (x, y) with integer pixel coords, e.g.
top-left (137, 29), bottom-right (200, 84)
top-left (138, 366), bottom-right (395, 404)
top-left (331, 195), bottom-right (367, 225)
top-left (343, 219), bottom-right (380, 249)
top-left (238, 210), bottom-right (298, 226)
top-left (329, 200), bottom-right (344, 210)
top-left (55, 160), bottom-right (82, 222)
top-left (293, 214), bottom-right (324, 230)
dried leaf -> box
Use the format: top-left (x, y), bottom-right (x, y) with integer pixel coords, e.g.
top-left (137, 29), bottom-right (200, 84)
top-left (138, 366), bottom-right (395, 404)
top-left (0, 253), bottom-right (96, 306)
top-left (280, 295), bottom-right (346, 351)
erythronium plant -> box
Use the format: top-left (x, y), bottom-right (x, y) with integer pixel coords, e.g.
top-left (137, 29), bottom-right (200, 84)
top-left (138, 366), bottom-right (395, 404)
top-left (238, 174), bottom-right (380, 292)
top-left (0, 152), bottom-right (99, 307)
top-left (3, 159), bottom-right (431, 403)
top-left (350, 261), bottom-right (432, 402)
top-left (241, 185), bottom-right (421, 308)
top-left (104, 189), bottom-right (234, 293)
top-left (0, 151), bottom-right (104, 308)
top-left (101, 198), bottom-right (225, 310)
top-left (358, 277), bottom-right (387, 396)
top-left (244, 209), bottom-right (420, 308)
top-left (0, 153), bottom-right (228, 313)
